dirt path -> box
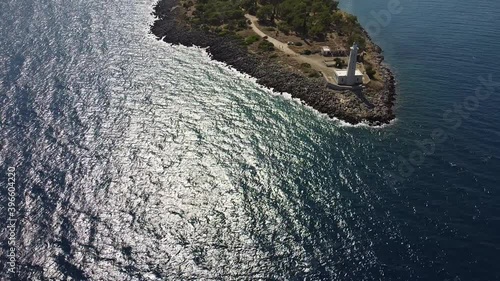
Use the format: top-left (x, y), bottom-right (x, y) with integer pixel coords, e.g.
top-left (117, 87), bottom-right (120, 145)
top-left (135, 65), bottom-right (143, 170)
top-left (244, 14), bottom-right (297, 56)
top-left (244, 14), bottom-right (341, 85)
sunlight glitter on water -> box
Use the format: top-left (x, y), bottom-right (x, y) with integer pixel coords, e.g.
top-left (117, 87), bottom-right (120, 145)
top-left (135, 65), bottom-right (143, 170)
top-left (2, 0), bottom-right (500, 280)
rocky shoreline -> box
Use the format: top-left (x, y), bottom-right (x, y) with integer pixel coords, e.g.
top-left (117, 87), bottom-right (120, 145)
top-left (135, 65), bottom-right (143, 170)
top-left (151, 0), bottom-right (396, 125)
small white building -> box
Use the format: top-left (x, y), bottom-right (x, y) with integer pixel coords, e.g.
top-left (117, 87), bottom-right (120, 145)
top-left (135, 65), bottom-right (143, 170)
top-left (333, 69), bottom-right (363, 85)
top-left (321, 46), bottom-right (332, 56)
top-left (333, 43), bottom-right (363, 85)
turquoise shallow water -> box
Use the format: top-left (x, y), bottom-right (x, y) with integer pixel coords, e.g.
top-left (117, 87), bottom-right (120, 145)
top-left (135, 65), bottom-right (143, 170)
top-left (0, 0), bottom-right (499, 280)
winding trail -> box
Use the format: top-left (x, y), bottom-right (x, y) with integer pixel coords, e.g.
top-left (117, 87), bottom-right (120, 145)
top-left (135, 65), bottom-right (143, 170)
top-left (244, 14), bottom-right (340, 85)
top-left (244, 14), bottom-right (297, 56)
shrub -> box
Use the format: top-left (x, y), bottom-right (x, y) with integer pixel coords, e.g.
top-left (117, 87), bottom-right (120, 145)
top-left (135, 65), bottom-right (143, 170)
top-left (245, 35), bottom-right (260, 45)
top-left (196, 3), bottom-right (206, 12)
top-left (218, 29), bottom-right (233, 37)
top-left (334, 57), bottom-right (345, 68)
top-left (200, 24), bottom-right (209, 32)
top-left (237, 19), bottom-right (248, 29)
top-left (308, 71), bottom-right (321, 78)
top-left (241, 0), bottom-right (255, 11)
top-left (294, 42), bottom-right (303, 46)
top-left (248, 6), bottom-right (257, 16)
top-left (258, 40), bottom-right (275, 51)
top-left (366, 65), bottom-right (376, 79)
top-left (207, 15), bottom-right (220, 25)
top-left (348, 33), bottom-right (366, 50)
top-left (228, 10), bottom-right (244, 20)
top-left (302, 49), bottom-right (312, 55)
top-left (300, 63), bottom-right (311, 68)
top-left (190, 17), bottom-right (200, 25)
top-left (266, 27), bottom-right (275, 31)
top-left (256, 5), bottom-right (273, 22)
top-left (231, 33), bottom-right (244, 42)
top-left (277, 22), bottom-right (291, 35)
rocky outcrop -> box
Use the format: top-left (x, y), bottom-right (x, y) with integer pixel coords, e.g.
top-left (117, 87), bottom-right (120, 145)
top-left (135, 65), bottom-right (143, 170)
top-left (151, 0), bottom-right (396, 125)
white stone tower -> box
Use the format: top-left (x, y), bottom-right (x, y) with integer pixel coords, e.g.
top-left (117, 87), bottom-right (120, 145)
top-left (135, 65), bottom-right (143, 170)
top-left (346, 43), bottom-right (359, 85)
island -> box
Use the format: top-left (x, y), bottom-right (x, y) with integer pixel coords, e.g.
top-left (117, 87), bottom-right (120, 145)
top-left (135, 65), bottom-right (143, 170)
top-left (151, 0), bottom-right (396, 125)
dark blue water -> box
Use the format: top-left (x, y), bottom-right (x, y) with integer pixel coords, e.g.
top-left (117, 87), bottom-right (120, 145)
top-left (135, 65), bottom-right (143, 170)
top-left (1, 0), bottom-right (499, 280)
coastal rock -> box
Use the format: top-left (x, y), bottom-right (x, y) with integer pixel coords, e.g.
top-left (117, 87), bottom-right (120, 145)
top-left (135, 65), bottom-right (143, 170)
top-left (151, 0), bottom-right (396, 125)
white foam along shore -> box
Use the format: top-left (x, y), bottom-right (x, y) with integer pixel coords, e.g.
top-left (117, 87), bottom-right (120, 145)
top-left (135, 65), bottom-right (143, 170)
top-left (151, 0), bottom-right (397, 126)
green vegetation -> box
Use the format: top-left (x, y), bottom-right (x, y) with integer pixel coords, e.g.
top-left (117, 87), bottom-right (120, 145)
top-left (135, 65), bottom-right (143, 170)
top-left (336, 13), bottom-right (366, 49)
top-left (277, 22), bottom-right (291, 34)
top-left (190, 0), bottom-right (246, 33)
top-left (366, 65), bottom-right (376, 79)
top-left (245, 34), bottom-right (261, 45)
top-left (334, 57), bottom-right (345, 68)
top-left (188, 0), bottom-right (368, 50)
top-left (256, 5), bottom-right (274, 23)
top-left (301, 49), bottom-right (312, 55)
top-left (270, 0), bottom-right (338, 40)
top-left (258, 40), bottom-right (275, 51)
top-left (300, 62), bottom-right (320, 77)
top-left (348, 33), bottom-right (366, 50)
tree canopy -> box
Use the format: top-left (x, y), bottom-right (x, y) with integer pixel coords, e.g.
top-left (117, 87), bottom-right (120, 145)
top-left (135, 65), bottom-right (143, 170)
top-left (190, 0), bottom-right (367, 49)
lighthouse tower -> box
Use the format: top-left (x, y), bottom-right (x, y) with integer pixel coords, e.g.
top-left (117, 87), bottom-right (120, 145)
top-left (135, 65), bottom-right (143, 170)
top-left (332, 43), bottom-right (364, 85)
top-left (346, 43), bottom-right (359, 85)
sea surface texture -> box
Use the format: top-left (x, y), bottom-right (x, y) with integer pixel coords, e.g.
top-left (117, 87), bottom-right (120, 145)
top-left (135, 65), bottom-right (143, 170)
top-left (1, 0), bottom-right (500, 280)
